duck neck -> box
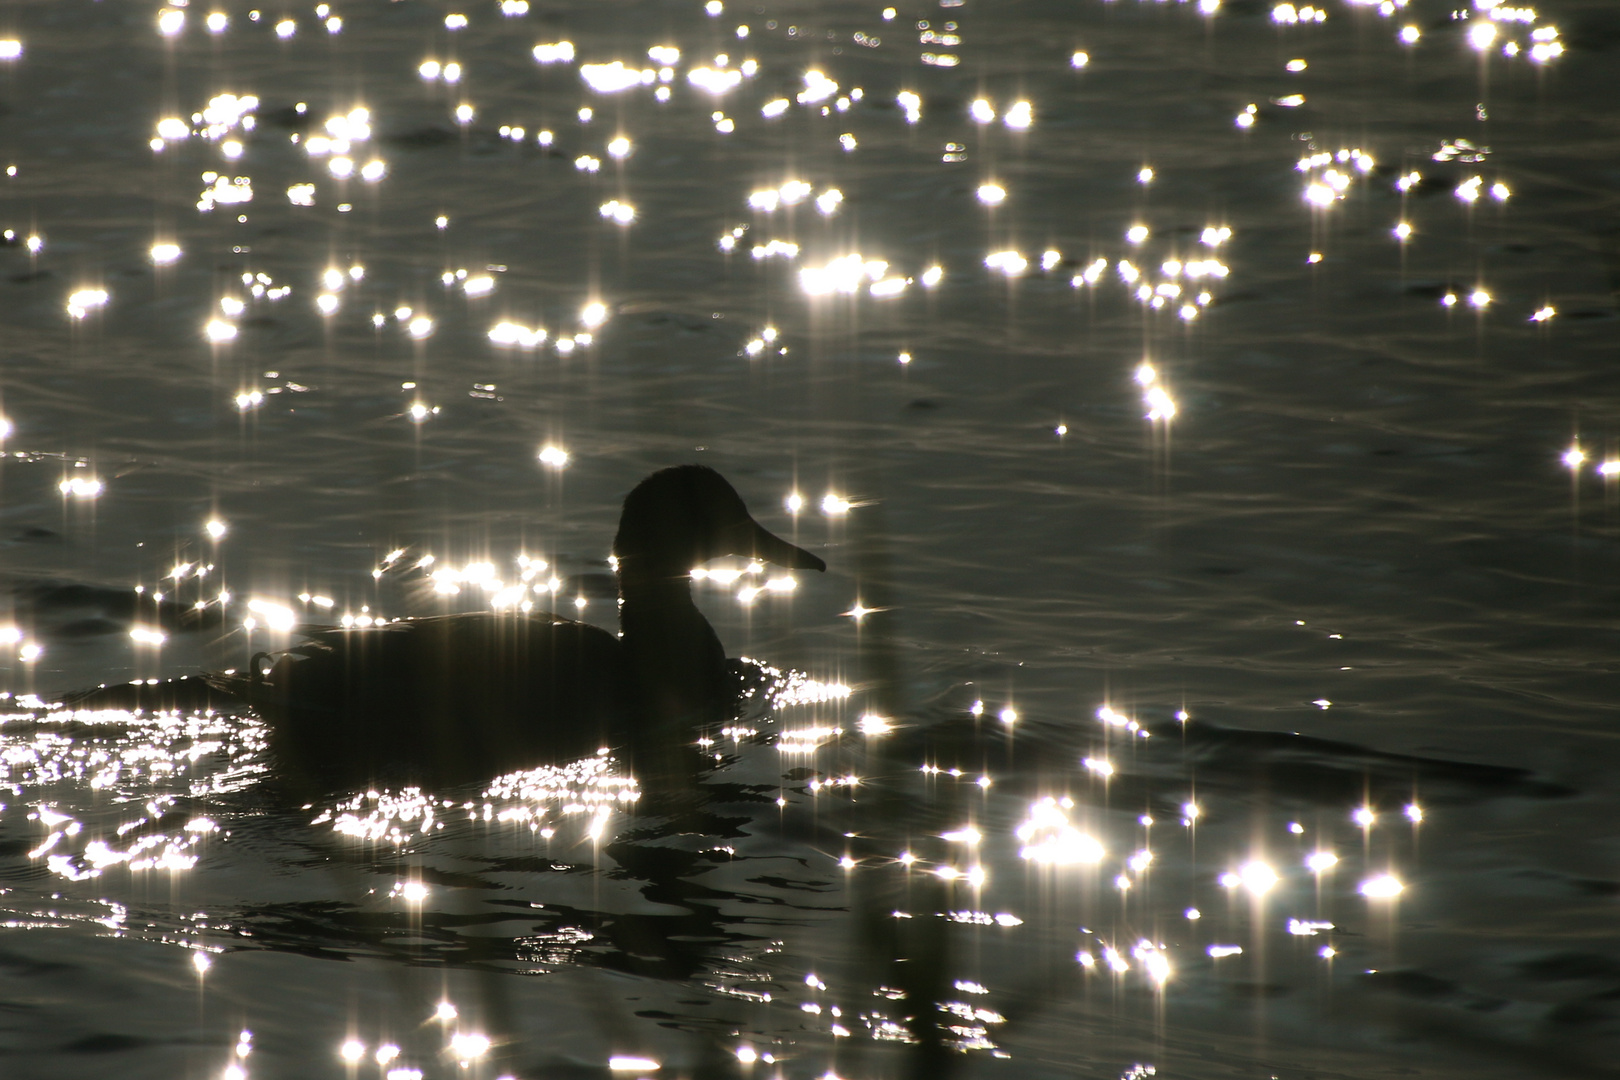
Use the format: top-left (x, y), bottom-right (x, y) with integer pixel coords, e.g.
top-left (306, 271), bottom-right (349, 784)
top-left (615, 559), bottom-right (729, 727)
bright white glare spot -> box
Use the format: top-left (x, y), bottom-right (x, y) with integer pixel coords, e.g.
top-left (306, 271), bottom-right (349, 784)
top-left (1236, 107), bottom-right (1256, 128)
top-left (1361, 874), bottom-right (1404, 898)
top-left (821, 493), bottom-right (851, 515)
top-left (1003, 101), bottom-right (1032, 129)
top-left (66, 288), bottom-right (109, 319)
top-left (206, 12), bottom-right (228, 33)
top-left (734, 1045), bottom-right (757, 1064)
top-left (1468, 21), bottom-right (1497, 50)
top-left (798, 69), bottom-right (839, 104)
top-left (192, 951), bottom-right (212, 974)
top-left (857, 714), bottom-right (892, 735)
top-left (276, 18), bottom-right (295, 37)
top-left (799, 254), bottom-right (891, 295)
top-left (600, 200), bottom-right (636, 224)
top-left (688, 66), bottom-right (743, 94)
top-left (340, 1040), bottom-right (365, 1063)
top-left (1126, 224), bottom-right (1149, 243)
top-left (1070, 50), bottom-right (1089, 67)
top-left (1393, 221), bottom-right (1412, 241)
top-left (449, 1033), bottom-right (490, 1061)
top-left (1083, 757), bottom-right (1113, 777)
top-left (1531, 305), bottom-right (1556, 322)
top-left (1405, 803), bottom-right (1424, 823)
top-left (1399, 24), bottom-right (1420, 43)
top-left (361, 159), bottom-right (386, 181)
top-left (1563, 446), bottom-right (1586, 470)
top-left (236, 390), bottom-right (263, 410)
top-left (463, 275), bottom-right (495, 297)
top-left (444, 13), bottom-right (469, 29)
top-left (976, 183), bottom-right (1006, 206)
top-left (1208, 944), bottom-right (1243, 958)
top-left (316, 293), bottom-right (339, 315)
top-left (1352, 806), bottom-right (1375, 827)
top-left (455, 104), bottom-right (475, 124)
top-left (1286, 58), bottom-right (1307, 71)
top-left (1469, 289), bottom-right (1491, 309)
top-left (435, 1002), bottom-right (458, 1022)
top-left (1237, 859), bottom-right (1279, 895)
top-left (1599, 461), bottom-right (1620, 478)
top-left (897, 90), bottom-right (922, 123)
top-left (580, 62), bottom-right (649, 94)
top-left (533, 41), bottom-right (575, 63)
top-left (970, 98), bottom-right (995, 124)
top-left (407, 316), bottom-right (433, 339)
top-left (130, 626), bottom-right (167, 646)
top-left (151, 243), bottom-right (182, 264)
top-left (1306, 850), bottom-right (1338, 872)
top-left (538, 446), bottom-right (570, 468)
top-left (205, 319), bottom-right (238, 343)
top-left (704, 0), bottom-right (722, 12)
top-left (158, 9), bottom-right (185, 35)
top-left (247, 597), bottom-right (297, 632)
top-left (921, 265), bottom-right (943, 287)
top-left (581, 301), bottom-right (607, 327)
top-left (984, 251), bottom-right (1026, 276)
top-left (609, 1057), bottom-right (661, 1072)
top-left (1137, 166), bottom-right (1155, 185)
top-left (287, 183), bottom-right (316, 206)
top-left (1288, 919), bottom-right (1334, 936)
top-left (325, 15), bottom-right (342, 32)
top-left (816, 188), bottom-right (843, 215)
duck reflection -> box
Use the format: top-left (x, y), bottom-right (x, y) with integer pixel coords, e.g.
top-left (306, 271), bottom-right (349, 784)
top-left (215, 465), bottom-right (824, 789)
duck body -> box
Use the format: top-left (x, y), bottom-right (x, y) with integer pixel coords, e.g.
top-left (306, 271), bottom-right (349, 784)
top-left (247, 613), bottom-right (628, 785)
top-left (221, 466), bottom-right (824, 788)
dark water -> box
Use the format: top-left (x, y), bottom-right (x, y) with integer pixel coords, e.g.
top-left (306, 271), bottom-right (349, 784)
top-left (2, 0), bottom-right (1618, 1076)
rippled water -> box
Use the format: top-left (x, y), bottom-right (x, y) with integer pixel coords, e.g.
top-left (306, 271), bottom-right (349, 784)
top-left (2, 0), bottom-right (1618, 1077)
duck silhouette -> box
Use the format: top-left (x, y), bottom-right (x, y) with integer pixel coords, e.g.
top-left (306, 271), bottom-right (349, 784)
top-left (209, 465), bottom-right (825, 787)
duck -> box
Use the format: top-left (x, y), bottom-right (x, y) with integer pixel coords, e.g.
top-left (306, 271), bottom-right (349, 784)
top-left (209, 465), bottom-right (825, 787)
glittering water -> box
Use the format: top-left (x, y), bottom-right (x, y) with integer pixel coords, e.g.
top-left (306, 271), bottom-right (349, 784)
top-left (2, 0), bottom-right (1618, 1077)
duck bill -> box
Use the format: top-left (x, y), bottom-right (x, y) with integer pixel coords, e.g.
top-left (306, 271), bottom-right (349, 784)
top-left (746, 519), bottom-right (826, 572)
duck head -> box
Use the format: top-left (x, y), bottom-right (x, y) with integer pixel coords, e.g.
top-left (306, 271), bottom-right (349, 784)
top-left (612, 465), bottom-right (823, 744)
top-left (613, 464), bottom-right (825, 583)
